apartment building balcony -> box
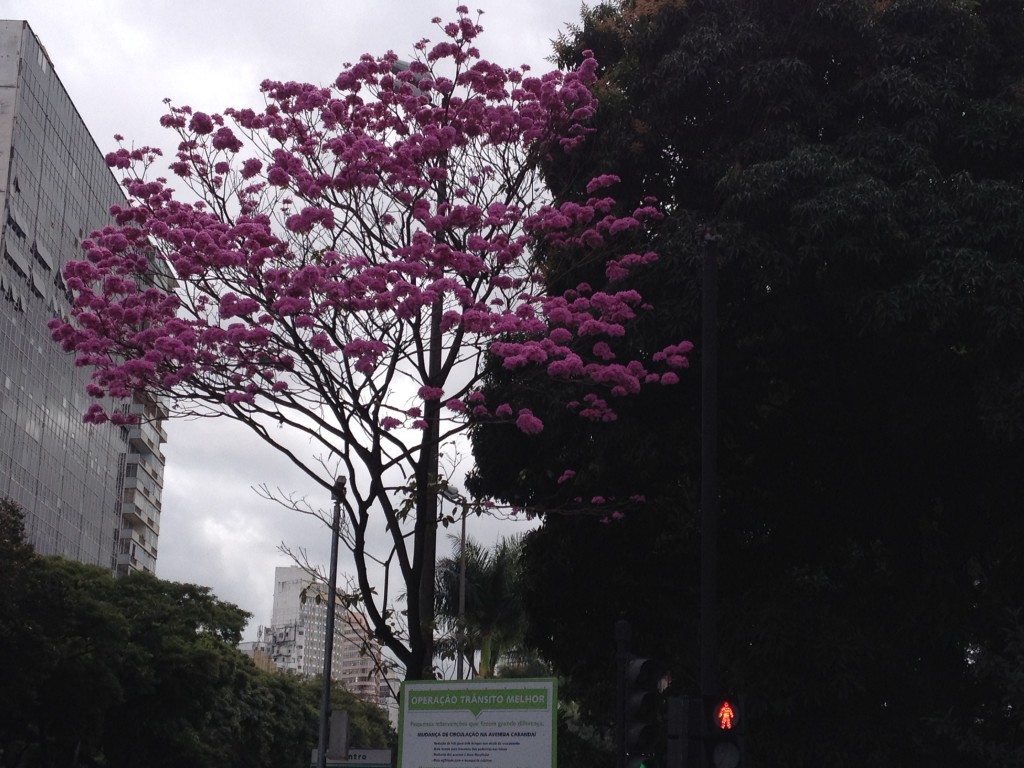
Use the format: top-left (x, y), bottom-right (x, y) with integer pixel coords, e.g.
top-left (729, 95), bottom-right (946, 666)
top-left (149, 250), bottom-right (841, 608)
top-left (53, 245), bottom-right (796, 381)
top-left (130, 399), bottom-right (169, 430)
top-left (118, 526), bottom-right (157, 558)
top-left (121, 500), bottom-right (160, 536)
top-left (129, 388), bottom-right (169, 417)
top-left (127, 450), bottom-right (165, 475)
top-left (123, 474), bottom-right (162, 506)
top-left (127, 419), bottom-right (166, 457)
top-left (115, 538), bottom-right (156, 574)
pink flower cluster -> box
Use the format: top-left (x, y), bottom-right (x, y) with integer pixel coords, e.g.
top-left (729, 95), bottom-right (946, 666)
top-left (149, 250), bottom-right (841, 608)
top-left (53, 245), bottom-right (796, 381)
top-left (49, 9), bottom-right (691, 441)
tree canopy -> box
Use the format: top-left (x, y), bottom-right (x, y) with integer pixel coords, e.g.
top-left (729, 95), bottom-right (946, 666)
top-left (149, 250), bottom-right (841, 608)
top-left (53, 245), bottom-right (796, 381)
top-left (0, 498), bottom-right (392, 768)
top-left (470, 0), bottom-right (1024, 765)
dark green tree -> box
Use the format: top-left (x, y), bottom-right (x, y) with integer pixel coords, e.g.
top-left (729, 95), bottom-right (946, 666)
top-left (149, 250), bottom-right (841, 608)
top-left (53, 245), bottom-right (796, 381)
top-left (0, 498), bottom-right (45, 768)
top-left (0, 498), bottom-right (391, 768)
top-left (0, 500), bottom-right (129, 768)
top-left (96, 572), bottom-right (256, 768)
top-left (469, 0), bottom-right (1024, 765)
top-left (300, 678), bottom-right (395, 751)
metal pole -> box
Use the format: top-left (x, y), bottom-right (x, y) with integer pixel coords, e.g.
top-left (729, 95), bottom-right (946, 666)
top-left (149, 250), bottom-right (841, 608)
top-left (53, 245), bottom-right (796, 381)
top-left (700, 230), bottom-right (721, 698)
top-left (457, 503), bottom-right (467, 680)
top-left (317, 476), bottom-right (346, 768)
top-left (615, 619), bottom-right (631, 768)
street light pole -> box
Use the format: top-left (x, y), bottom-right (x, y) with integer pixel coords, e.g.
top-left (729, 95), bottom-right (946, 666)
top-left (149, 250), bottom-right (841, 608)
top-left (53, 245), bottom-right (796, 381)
top-left (458, 502), bottom-right (467, 680)
top-left (317, 476), bottom-right (346, 768)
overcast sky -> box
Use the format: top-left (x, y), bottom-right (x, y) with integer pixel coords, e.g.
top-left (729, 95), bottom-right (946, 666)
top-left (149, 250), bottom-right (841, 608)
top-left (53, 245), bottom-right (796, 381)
top-left (2, 0), bottom-right (590, 639)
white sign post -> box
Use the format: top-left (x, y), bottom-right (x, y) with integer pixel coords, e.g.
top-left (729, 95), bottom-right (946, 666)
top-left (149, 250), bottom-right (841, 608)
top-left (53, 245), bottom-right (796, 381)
top-left (398, 678), bottom-right (557, 768)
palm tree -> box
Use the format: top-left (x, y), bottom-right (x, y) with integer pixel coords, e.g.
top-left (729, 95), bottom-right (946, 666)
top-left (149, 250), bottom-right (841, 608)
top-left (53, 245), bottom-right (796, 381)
top-left (435, 534), bottom-right (525, 678)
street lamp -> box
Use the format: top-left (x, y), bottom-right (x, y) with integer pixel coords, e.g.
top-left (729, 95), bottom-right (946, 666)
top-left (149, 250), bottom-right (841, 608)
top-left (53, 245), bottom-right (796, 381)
top-left (317, 476), bottom-right (346, 768)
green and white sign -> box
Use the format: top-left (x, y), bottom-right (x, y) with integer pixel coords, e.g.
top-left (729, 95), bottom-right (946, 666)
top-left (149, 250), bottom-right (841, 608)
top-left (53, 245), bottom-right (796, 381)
top-left (398, 678), bottom-right (557, 768)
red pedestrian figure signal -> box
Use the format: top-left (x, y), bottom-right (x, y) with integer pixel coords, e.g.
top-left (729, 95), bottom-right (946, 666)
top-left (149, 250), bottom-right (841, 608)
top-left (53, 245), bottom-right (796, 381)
top-left (716, 700), bottom-right (735, 730)
top-left (704, 696), bottom-right (743, 767)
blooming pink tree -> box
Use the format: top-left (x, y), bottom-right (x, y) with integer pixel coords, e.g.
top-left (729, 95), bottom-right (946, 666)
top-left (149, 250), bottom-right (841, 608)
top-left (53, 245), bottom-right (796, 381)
top-left (50, 9), bottom-right (690, 680)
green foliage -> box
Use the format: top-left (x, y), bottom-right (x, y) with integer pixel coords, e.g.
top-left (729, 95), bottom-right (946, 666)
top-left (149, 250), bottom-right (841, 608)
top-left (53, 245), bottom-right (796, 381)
top-left (0, 498), bottom-right (393, 768)
top-left (0, 516), bottom-right (129, 768)
top-left (931, 612), bottom-right (1024, 767)
top-left (557, 708), bottom-right (615, 768)
top-left (316, 678), bottom-right (396, 750)
top-left (435, 535), bottom-right (526, 678)
top-left (471, 0), bottom-right (1024, 765)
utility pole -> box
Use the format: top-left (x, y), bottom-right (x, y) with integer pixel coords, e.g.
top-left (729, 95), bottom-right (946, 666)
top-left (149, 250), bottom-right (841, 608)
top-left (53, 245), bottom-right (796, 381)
top-left (458, 502), bottom-right (467, 680)
top-left (317, 476), bottom-right (346, 768)
top-left (700, 230), bottom-right (721, 698)
top-left (615, 619), bottom-right (631, 768)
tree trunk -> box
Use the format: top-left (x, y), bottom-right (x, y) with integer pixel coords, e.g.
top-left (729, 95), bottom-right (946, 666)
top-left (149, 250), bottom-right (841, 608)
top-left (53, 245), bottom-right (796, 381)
top-left (410, 297), bottom-right (444, 680)
top-left (479, 631), bottom-right (494, 678)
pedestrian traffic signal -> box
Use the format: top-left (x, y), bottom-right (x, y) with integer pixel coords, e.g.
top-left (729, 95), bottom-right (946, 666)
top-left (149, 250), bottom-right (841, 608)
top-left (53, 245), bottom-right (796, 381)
top-left (704, 695), bottom-right (743, 768)
top-left (624, 656), bottom-right (662, 766)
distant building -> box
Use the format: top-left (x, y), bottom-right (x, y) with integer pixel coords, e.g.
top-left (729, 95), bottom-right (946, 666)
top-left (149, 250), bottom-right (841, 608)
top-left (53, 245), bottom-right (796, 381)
top-left (266, 566), bottom-right (387, 703)
top-left (0, 20), bottom-right (167, 571)
top-left (237, 640), bottom-right (278, 674)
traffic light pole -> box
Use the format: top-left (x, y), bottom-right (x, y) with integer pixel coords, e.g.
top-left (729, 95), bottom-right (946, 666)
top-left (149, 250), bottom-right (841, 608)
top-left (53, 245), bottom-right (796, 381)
top-left (701, 231), bottom-right (721, 698)
top-left (615, 619), bottom-right (630, 768)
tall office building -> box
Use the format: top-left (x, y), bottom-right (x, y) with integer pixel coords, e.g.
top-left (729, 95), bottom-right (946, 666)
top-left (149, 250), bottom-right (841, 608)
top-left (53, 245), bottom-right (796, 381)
top-left (0, 20), bottom-right (167, 571)
top-left (267, 566), bottom-right (387, 704)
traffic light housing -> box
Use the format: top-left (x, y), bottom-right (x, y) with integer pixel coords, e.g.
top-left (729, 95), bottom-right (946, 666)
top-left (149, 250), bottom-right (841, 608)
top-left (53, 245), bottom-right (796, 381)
top-left (624, 656), bottom-right (662, 767)
top-left (704, 695), bottom-right (743, 768)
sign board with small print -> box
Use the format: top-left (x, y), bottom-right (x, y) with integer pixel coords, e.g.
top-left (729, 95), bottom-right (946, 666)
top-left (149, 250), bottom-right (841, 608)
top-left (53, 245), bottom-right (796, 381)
top-left (398, 678), bottom-right (557, 768)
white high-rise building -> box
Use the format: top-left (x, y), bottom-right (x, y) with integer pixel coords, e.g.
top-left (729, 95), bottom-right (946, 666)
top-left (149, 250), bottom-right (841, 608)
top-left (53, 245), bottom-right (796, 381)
top-left (267, 566), bottom-right (386, 703)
